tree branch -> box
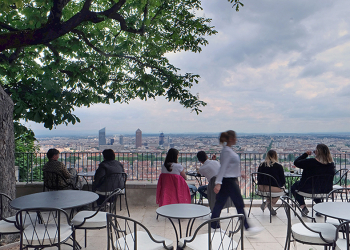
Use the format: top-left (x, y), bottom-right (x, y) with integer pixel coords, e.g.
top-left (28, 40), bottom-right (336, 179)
top-left (0, 0), bottom-right (147, 52)
top-left (9, 48), bottom-right (23, 64)
top-left (47, 0), bottom-right (72, 25)
top-left (0, 21), bottom-right (18, 32)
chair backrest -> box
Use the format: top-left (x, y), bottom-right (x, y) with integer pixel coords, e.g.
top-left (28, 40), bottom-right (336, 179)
top-left (297, 174), bottom-right (334, 196)
top-left (156, 173), bottom-right (191, 207)
top-left (0, 193), bottom-right (16, 224)
top-left (335, 221), bottom-right (350, 250)
top-left (280, 196), bottom-right (334, 247)
top-left (15, 207), bottom-right (73, 248)
top-left (95, 172), bottom-right (127, 193)
top-left (181, 214), bottom-right (244, 250)
top-left (251, 172), bottom-right (284, 196)
top-left (43, 170), bottom-right (73, 191)
top-left (334, 168), bottom-right (350, 187)
top-left (327, 187), bottom-right (350, 202)
top-left (107, 213), bottom-right (173, 250)
top-left (74, 189), bottom-right (122, 228)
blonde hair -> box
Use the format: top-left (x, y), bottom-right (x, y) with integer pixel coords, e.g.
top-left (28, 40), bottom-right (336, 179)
top-left (219, 130), bottom-right (236, 144)
top-left (315, 144), bottom-right (333, 164)
top-left (263, 150), bottom-right (278, 167)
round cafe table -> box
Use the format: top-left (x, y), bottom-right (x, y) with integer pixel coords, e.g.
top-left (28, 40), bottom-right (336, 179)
top-left (10, 190), bottom-right (98, 210)
top-left (156, 203), bottom-right (210, 248)
top-left (313, 202), bottom-right (350, 221)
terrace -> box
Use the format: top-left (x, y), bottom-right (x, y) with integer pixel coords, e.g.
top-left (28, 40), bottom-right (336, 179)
top-left (3, 152), bottom-right (349, 249)
top-left (1, 201), bottom-right (327, 250)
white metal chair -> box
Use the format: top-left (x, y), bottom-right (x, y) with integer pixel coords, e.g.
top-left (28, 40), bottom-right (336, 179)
top-left (95, 172), bottom-right (130, 216)
top-left (107, 213), bottom-right (173, 250)
top-left (333, 169), bottom-right (350, 191)
top-left (248, 172), bottom-right (285, 223)
top-left (334, 221), bottom-right (350, 250)
top-left (0, 193), bottom-right (20, 238)
top-left (178, 214), bottom-right (244, 250)
top-left (295, 174), bottom-right (334, 217)
top-left (16, 207), bottom-right (75, 250)
top-left (280, 196), bottom-right (336, 250)
top-left (72, 189), bottom-right (122, 248)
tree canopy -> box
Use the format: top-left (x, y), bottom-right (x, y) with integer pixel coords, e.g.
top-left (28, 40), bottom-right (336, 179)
top-left (0, 0), bottom-right (243, 135)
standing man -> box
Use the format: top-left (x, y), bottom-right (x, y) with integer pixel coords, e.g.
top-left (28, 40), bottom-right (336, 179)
top-left (43, 148), bottom-right (78, 189)
top-left (196, 151), bottom-right (220, 199)
top-left (93, 149), bottom-right (124, 205)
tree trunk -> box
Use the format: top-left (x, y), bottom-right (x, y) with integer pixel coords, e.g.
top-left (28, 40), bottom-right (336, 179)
top-left (0, 85), bottom-right (16, 243)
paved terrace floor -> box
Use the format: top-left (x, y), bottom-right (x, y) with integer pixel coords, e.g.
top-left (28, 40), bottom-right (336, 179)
top-left (1, 201), bottom-right (325, 250)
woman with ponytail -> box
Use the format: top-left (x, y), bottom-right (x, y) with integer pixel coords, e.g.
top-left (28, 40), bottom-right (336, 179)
top-left (211, 130), bottom-right (263, 235)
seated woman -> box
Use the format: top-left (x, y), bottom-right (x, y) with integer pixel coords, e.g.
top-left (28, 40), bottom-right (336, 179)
top-left (161, 148), bottom-right (197, 200)
top-left (291, 144), bottom-right (335, 216)
top-left (258, 150), bottom-right (285, 215)
top-left (92, 149), bottom-right (124, 205)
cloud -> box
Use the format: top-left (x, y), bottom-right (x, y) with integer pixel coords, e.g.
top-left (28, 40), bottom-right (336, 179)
top-left (29, 0), bottom-right (350, 136)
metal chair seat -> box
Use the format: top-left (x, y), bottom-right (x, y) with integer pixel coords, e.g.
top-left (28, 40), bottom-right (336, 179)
top-left (291, 222), bottom-right (336, 245)
top-left (72, 210), bottom-right (107, 228)
top-left (179, 232), bottom-right (238, 250)
top-left (114, 231), bottom-right (173, 250)
top-left (22, 224), bottom-right (73, 245)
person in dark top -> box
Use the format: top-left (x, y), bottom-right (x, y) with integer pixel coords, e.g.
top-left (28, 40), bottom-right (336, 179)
top-left (43, 148), bottom-right (79, 189)
top-left (291, 144), bottom-right (335, 216)
top-left (258, 150), bottom-right (286, 215)
top-left (92, 149), bottom-right (124, 205)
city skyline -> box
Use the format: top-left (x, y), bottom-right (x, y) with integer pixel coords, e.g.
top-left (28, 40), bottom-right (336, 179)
top-left (22, 0), bottom-right (350, 136)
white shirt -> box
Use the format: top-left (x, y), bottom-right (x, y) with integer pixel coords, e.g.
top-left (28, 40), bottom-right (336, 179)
top-left (161, 163), bottom-right (183, 175)
top-left (215, 146), bottom-right (241, 184)
top-left (199, 160), bottom-right (220, 181)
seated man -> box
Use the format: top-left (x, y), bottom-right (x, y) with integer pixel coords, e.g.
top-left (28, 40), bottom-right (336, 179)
top-left (43, 148), bottom-right (78, 189)
top-left (197, 151), bottom-right (220, 199)
top-left (92, 149), bottom-right (124, 205)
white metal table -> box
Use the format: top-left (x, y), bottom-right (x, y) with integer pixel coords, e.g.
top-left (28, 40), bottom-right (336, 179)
top-left (313, 202), bottom-right (350, 221)
top-left (156, 203), bottom-right (210, 248)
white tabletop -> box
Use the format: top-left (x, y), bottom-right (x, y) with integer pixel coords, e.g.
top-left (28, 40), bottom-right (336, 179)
top-left (77, 171), bottom-right (96, 177)
top-left (156, 203), bottom-right (210, 219)
top-left (313, 202), bottom-right (350, 221)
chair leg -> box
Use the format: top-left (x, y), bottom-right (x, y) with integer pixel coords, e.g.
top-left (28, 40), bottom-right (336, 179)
top-left (85, 229), bottom-right (87, 248)
top-left (124, 194), bottom-right (130, 217)
top-left (247, 197), bottom-right (254, 217)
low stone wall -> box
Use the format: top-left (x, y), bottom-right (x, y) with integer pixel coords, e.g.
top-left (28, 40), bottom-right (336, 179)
top-left (16, 181), bottom-right (158, 207)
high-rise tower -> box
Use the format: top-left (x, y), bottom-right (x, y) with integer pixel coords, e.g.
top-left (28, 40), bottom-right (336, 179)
top-left (99, 128), bottom-right (106, 146)
top-left (119, 135), bottom-right (124, 145)
top-left (136, 129), bottom-right (142, 148)
top-left (159, 133), bottom-right (164, 146)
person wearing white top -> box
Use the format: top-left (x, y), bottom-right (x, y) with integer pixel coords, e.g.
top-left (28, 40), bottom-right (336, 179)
top-left (161, 148), bottom-right (187, 179)
top-left (161, 148), bottom-right (197, 198)
top-left (211, 130), bottom-right (263, 236)
top-left (197, 151), bottom-right (220, 199)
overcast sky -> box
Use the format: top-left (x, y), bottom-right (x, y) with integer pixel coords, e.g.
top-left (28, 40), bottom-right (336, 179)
top-left (27, 0), bottom-right (350, 136)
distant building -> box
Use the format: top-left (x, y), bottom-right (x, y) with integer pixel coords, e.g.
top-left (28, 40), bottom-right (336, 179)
top-left (136, 129), bottom-right (142, 148)
top-left (110, 139), bottom-right (114, 145)
top-left (159, 133), bottom-right (164, 146)
top-left (99, 128), bottom-right (106, 146)
top-left (119, 135), bottom-right (124, 145)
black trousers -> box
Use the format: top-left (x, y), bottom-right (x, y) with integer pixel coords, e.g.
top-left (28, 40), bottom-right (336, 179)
top-left (211, 178), bottom-right (249, 229)
top-left (291, 181), bottom-right (321, 206)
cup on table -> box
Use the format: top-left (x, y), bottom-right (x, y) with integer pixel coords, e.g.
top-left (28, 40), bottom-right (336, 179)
top-left (290, 170), bottom-right (294, 174)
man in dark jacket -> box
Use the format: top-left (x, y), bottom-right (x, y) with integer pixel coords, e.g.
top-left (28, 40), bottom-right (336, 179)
top-left (93, 149), bottom-right (124, 205)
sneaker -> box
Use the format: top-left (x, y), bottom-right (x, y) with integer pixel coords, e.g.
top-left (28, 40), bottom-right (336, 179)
top-left (246, 227), bottom-right (263, 236)
top-left (260, 202), bottom-right (266, 212)
top-left (267, 204), bottom-right (277, 216)
top-left (301, 207), bottom-right (309, 217)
